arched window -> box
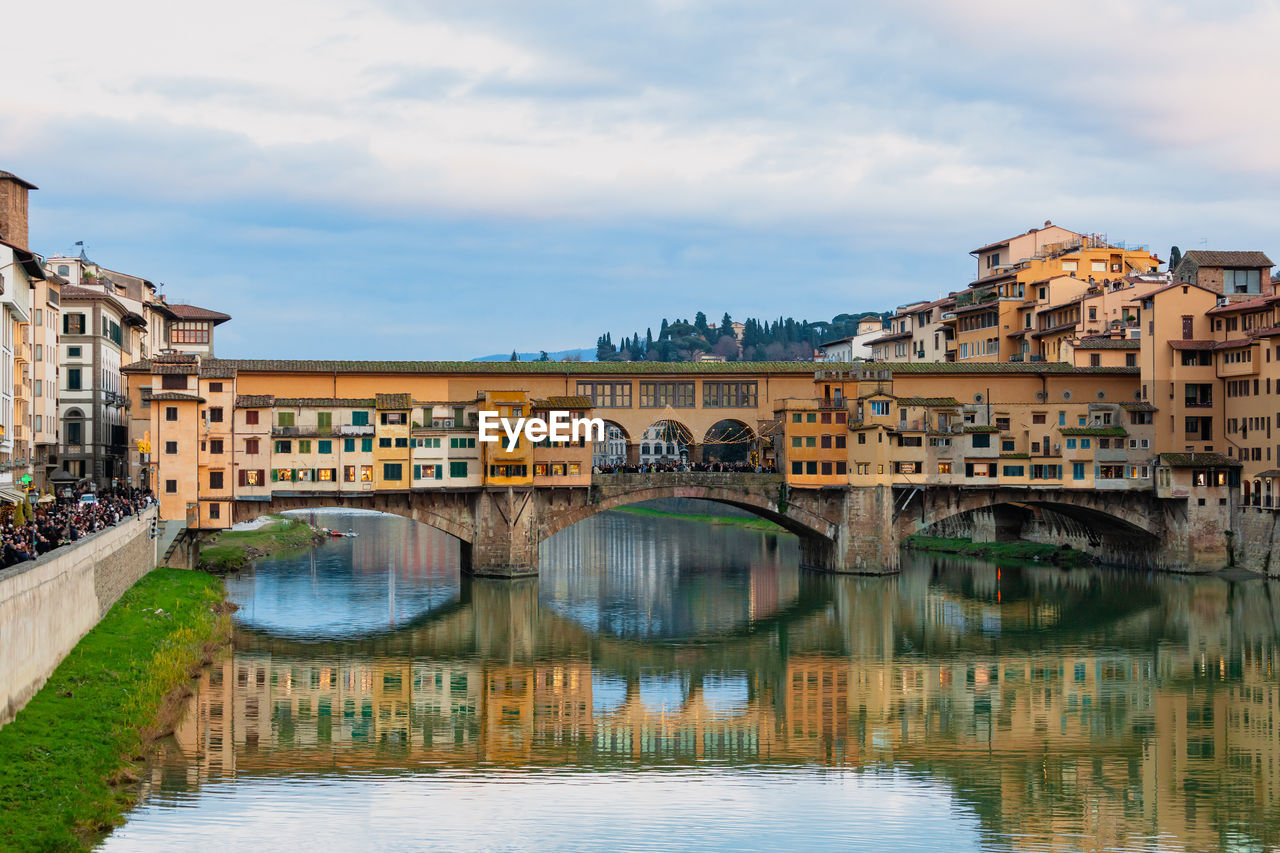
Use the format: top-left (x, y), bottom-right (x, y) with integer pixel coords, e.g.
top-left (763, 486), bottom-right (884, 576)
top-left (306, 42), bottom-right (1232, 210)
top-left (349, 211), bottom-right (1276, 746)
top-left (57, 265), bottom-right (70, 277)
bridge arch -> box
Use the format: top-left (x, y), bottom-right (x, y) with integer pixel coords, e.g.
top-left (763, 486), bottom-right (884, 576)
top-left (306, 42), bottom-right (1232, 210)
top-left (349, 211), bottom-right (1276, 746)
top-left (538, 482), bottom-right (838, 544)
top-left (639, 418), bottom-right (694, 463)
top-left (898, 486), bottom-right (1164, 566)
top-left (230, 492), bottom-right (476, 544)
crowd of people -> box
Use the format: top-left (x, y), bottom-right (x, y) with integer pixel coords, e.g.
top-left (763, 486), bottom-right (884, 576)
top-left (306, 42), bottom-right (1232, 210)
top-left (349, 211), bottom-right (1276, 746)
top-left (0, 489), bottom-right (154, 570)
top-left (593, 460), bottom-right (777, 475)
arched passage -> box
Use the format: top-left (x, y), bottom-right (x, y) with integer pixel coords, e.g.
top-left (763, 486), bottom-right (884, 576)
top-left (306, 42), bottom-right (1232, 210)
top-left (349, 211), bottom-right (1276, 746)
top-left (639, 419), bottom-right (694, 465)
top-left (591, 420), bottom-right (631, 468)
top-left (702, 419), bottom-right (756, 464)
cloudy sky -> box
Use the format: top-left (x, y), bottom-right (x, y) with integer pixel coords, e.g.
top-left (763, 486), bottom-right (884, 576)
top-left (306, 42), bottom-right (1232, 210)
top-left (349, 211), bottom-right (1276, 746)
top-left (3, 0), bottom-right (1276, 359)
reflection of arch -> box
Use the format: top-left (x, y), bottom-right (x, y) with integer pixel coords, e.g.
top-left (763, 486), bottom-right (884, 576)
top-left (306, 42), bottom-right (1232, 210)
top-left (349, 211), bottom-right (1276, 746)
top-left (702, 419), bottom-right (755, 463)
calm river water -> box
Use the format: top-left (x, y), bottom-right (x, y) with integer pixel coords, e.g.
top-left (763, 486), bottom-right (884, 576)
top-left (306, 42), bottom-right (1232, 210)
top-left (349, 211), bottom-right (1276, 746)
top-left (102, 509), bottom-right (1280, 852)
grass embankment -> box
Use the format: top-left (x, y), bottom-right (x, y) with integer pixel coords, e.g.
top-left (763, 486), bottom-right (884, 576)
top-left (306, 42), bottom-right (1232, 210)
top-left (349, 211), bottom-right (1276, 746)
top-left (197, 515), bottom-right (324, 572)
top-left (904, 535), bottom-right (1092, 567)
top-left (0, 568), bottom-right (231, 852)
top-left (613, 505), bottom-right (786, 533)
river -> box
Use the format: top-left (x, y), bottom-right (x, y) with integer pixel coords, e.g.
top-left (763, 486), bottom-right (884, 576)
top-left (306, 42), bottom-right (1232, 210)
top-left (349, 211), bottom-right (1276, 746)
top-left (101, 509), bottom-right (1280, 852)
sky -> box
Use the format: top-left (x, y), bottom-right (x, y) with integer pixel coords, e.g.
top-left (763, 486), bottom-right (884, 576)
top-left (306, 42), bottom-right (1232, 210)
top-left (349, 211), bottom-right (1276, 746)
top-left (3, 0), bottom-right (1278, 360)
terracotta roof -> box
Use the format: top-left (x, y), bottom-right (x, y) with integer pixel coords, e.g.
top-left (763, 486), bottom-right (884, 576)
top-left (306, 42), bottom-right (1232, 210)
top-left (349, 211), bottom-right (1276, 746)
top-left (1031, 321), bottom-right (1078, 338)
top-left (166, 303), bottom-right (231, 324)
top-left (59, 284), bottom-right (125, 306)
top-left (138, 358), bottom-right (822, 376)
top-left (867, 330), bottom-right (912, 345)
top-left (1139, 280), bottom-right (1219, 301)
top-left (153, 353), bottom-right (198, 364)
top-left (199, 364), bottom-right (237, 379)
top-left (821, 362), bottom-right (1138, 375)
top-left (963, 425), bottom-right (1000, 433)
top-left (1073, 337), bottom-right (1140, 350)
top-left (1060, 427), bottom-right (1127, 437)
top-left (1205, 294), bottom-right (1280, 315)
top-left (1167, 340), bottom-right (1216, 350)
top-left (235, 395), bottom-right (274, 408)
top-left (1120, 402), bottom-right (1156, 412)
top-left (1253, 469), bottom-right (1280, 478)
top-left (532, 396), bottom-right (593, 409)
top-left (148, 392), bottom-right (205, 403)
top-left (275, 397), bottom-right (375, 408)
top-left (1213, 338), bottom-right (1254, 351)
top-left (1251, 325), bottom-right (1280, 337)
top-left (376, 393), bottom-right (412, 410)
top-left (1182, 250), bottom-right (1273, 268)
top-left (897, 396), bottom-right (961, 407)
top-left (1158, 452), bottom-right (1240, 468)
top-left (0, 170), bottom-right (37, 190)
top-left (153, 364), bottom-right (198, 375)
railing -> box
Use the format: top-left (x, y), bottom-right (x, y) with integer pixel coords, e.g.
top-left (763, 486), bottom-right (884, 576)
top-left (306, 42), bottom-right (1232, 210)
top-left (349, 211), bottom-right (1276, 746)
top-left (271, 426), bottom-right (299, 436)
top-left (337, 425), bottom-right (374, 436)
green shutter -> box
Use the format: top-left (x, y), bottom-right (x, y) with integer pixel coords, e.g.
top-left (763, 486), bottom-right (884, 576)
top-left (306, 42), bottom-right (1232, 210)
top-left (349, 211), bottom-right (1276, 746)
top-left (291, 469), bottom-right (298, 481)
top-left (435, 465), bottom-right (442, 480)
top-left (271, 469), bottom-right (278, 482)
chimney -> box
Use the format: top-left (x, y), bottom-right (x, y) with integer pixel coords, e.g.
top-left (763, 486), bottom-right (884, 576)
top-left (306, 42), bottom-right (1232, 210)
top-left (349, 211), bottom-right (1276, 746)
top-left (0, 170), bottom-right (37, 250)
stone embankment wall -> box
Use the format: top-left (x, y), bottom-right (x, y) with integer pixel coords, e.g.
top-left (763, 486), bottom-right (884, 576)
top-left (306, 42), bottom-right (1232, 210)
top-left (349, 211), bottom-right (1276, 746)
top-left (0, 507), bottom-right (159, 726)
top-left (1233, 508), bottom-right (1280, 575)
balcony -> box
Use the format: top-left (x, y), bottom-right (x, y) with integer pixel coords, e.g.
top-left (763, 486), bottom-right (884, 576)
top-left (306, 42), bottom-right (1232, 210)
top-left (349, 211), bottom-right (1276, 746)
top-left (337, 425), bottom-right (374, 436)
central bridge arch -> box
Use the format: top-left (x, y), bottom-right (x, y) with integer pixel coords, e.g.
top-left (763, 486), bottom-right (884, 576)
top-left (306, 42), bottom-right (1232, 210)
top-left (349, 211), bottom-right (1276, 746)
top-left (537, 474), bottom-right (838, 545)
top-left (230, 491), bottom-right (477, 545)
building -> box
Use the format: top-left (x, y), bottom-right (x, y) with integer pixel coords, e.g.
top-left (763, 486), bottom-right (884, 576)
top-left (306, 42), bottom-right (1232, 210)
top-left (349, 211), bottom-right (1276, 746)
top-left (0, 170), bottom-right (43, 501)
top-left (949, 224), bottom-right (1161, 364)
top-left (817, 316), bottom-right (888, 363)
top-left (1172, 251), bottom-right (1273, 300)
top-left (867, 299), bottom-right (954, 362)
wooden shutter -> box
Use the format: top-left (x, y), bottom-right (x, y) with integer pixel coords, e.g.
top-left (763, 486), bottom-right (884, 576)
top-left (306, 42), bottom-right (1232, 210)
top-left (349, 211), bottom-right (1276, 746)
top-left (238, 470), bottom-right (247, 487)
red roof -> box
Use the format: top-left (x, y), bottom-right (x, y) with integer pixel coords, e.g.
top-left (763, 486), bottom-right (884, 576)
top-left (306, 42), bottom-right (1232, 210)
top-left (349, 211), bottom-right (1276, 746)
top-left (1205, 294), bottom-right (1280, 315)
top-left (166, 303), bottom-right (231, 324)
top-left (1168, 340), bottom-right (1216, 350)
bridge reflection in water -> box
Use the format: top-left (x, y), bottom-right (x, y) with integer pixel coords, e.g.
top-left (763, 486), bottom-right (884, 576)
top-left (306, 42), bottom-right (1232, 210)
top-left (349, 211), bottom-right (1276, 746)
top-left (138, 511), bottom-right (1280, 853)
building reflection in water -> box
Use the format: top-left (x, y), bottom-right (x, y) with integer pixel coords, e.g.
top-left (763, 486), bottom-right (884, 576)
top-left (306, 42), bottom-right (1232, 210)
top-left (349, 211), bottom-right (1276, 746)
top-left (149, 512), bottom-right (1280, 853)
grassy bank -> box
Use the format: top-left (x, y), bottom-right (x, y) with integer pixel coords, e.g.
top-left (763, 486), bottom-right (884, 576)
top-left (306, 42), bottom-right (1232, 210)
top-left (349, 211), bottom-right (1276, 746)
top-left (613, 505), bottom-right (786, 533)
top-left (904, 535), bottom-right (1092, 567)
top-left (197, 515), bottom-right (324, 572)
top-left (0, 568), bottom-right (230, 852)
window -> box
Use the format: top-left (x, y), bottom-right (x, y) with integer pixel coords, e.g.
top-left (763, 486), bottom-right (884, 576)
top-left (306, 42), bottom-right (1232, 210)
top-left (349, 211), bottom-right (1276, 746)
top-left (1073, 462), bottom-right (1086, 480)
top-left (317, 412), bottom-right (331, 433)
top-left (791, 413), bottom-right (801, 423)
top-left (972, 434), bottom-right (991, 448)
top-left (938, 461), bottom-right (952, 475)
top-left (210, 439), bottom-right (224, 454)
top-left (208, 406), bottom-right (223, 423)
top-left (63, 313), bottom-right (85, 335)
top-left (34, 415), bottom-right (41, 432)
top-left (394, 437), bottom-right (409, 448)
top-left (1125, 353), bottom-right (1136, 367)
top-left (165, 406), bottom-right (178, 422)
top-left (450, 461), bottom-right (468, 478)
top-left (576, 381), bottom-right (632, 408)
top-left (791, 461), bottom-right (803, 475)
top-left (209, 382), bottom-right (223, 392)
top-left (1032, 413), bottom-right (1046, 424)
top-left (1090, 354), bottom-right (1101, 367)
top-left (245, 438), bottom-right (259, 455)
top-left (170, 321), bottom-right (210, 344)
top-left (791, 436), bottom-right (802, 448)
top-left (34, 344), bottom-right (41, 362)
top-left (1001, 439), bottom-right (1015, 452)
top-left (318, 468), bottom-right (334, 481)
top-left (67, 345), bottom-right (81, 358)
top-left (1058, 412), bottom-right (1065, 426)
top-left (382, 463), bottom-right (403, 481)
top-left (1002, 465), bottom-right (1025, 476)
top-left (34, 379), bottom-right (41, 397)
top-left (274, 440), bottom-right (292, 453)
top-left (344, 466), bottom-right (356, 482)
top-left (165, 479), bottom-right (177, 493)
top-left (379, 437), bottom-right (392, 448)
top-left (870, 401), bottom-right (889, 416)
top-left (246, 410), bottom-right (259, 425)
top-left (639, 382), bottom-right (695, 408)
top-left (380, 411), bottom-right (407, 425)
top-left (209, 471), bottom-right (224, 490)
top-left (298, 440), bottom-right (311, 453)
top-left (352, 411), bottom-right (369, 426)
top-left (164, 441), bottom-right (178, 454)
top-left (318, 440), bottom-right (332, 454)
top-left (67, 368), bottom-right (82, 390)
top-left (361, 438), bottom-right (373, 452)
top-left (241, 470), bottom-right (263, 486)
top-left (703, 382), bottom-right (758, 408)
top-left (278, 412), bottom-right (295, 427)
top-left (806, 461), bottom-right (817, 475)
top-left (1225, 268), bottom-right (1262, 294)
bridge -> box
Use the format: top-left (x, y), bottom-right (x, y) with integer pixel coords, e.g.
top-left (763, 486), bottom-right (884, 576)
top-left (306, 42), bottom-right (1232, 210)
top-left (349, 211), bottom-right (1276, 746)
top-left (180, 472), bottom-right (1204, 576)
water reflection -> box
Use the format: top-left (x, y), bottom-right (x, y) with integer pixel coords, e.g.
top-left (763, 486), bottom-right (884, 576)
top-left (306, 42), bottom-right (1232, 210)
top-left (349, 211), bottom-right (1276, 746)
top-left (105, 512), bottom-right (1280, 853)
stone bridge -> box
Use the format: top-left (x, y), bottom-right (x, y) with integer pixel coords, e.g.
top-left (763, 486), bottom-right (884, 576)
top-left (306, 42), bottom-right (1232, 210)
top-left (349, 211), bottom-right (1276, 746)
top-left (211, 474), bottom-right (1218, 576)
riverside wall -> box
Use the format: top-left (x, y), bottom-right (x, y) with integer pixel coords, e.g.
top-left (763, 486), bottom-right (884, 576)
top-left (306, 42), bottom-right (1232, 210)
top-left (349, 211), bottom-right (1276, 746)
top-left (0, 507), bottom-right (159, 726)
